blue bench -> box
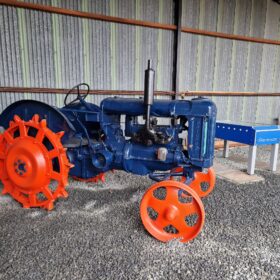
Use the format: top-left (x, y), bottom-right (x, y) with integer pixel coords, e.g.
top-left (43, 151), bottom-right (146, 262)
top-left (216, 121), bottom-right (280, 175)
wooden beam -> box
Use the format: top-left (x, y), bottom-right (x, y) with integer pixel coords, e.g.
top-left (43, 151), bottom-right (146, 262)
top-left (1, 0), bottom-right (280, 46)
top-left (181, 27), bottom-right (280, 46)
top-left (0, 0), bottom-right (176, 31)
top-left (1, 87), bottom-right (280, 97)
top-left (0, 87), bottom-right (174, 96)
top-left (180, 91), bottom-right (280, 97)
top-left (0, 0), bottom-right (280, 45)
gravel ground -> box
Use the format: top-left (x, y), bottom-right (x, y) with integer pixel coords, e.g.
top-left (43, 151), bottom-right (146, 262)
top-left (215, 145), bottom-right (276, 171)
top-left (0, 147), bottom-right (280, 280)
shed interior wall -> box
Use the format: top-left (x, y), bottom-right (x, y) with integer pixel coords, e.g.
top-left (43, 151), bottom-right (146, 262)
top-left (0, 0), bottom-right (280, 123)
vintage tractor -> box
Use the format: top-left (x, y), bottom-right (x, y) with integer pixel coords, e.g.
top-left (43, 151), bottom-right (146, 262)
top-left (0, 61), bottom-right (216, 243)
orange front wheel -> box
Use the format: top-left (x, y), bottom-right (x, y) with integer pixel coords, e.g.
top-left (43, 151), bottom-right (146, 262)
top-left (190, 168), bottom-right (216, 198)
top-left (140, 180), bottom-right (205, 243)
top-left (171, 167), bottom-right (216, 198)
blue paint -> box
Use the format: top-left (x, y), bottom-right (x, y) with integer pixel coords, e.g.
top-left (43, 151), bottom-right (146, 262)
top-left (216, 122), bottom-right (280, 146)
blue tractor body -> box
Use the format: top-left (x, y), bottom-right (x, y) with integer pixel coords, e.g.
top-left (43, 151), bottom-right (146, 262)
top-left (0, 96), bottom-right (216, 181)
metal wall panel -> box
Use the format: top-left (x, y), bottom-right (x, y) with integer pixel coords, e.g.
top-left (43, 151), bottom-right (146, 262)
top-left (242, 0), bottom-right (267, 123)
top-left (228, 0), bottom-right (252, 122)
top-left (213, 0), bottom-right (235, 119)
top-left (1, 0), bottom-right (280, 124)
top-left (180, 0), bottom-right (200, 90)
top-left (180, 0), bottom-right (280, 123)
top-left (256, 0), bottom-right (280, 124)
top-left (0, 0), bottom-right (174, 110)
top-left (195, 0), bottom-right (218, 91)
top-left (0, 6), bottom-right (24, 108)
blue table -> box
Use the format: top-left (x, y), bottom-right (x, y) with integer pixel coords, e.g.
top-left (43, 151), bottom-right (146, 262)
top-left (216, 121), bottom-right (280, 175)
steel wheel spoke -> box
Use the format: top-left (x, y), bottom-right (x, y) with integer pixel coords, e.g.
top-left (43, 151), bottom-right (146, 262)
top-left (165, 186), bottom-right (179, 202)
top-left (4, 132), bottom-right (13, 144)
top-left (19, 122), bottom-right (27, 137)
top-left (51, 171), bottom-right (61, 181)
top-left (172, 216), bottom-right (187, 233)
top-left (29, 194), bottom-right (37, 205)
top-left (43, 188), bottom-right (54, 200)
top-left (154, 214), bottom-right (169, 230)
top-left (49, 149), bottom-right (59, 159)
top-left (180, 201), bottom-right (200, 216)
top-left (148, 195), bottom-right (166, 214)
top-left (36, 130), bottom-right (44, 142)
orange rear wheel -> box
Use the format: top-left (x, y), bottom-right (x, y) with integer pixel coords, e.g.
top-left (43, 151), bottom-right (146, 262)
top-left (0, 115), bottom-right (73, 210)
top-left (140, 180), bottom-right (205, 243)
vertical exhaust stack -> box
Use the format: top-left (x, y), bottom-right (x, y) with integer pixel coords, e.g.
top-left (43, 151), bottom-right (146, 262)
top-left (144, 60), bottom-right (155, 106)
top-left (144, 60), bottom-right (155, 131)
top-left (131, 59), bottom-right (163, 145)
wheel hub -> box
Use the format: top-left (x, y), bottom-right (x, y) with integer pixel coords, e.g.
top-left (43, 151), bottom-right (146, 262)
top-left (14, 159), bottom-right (27, 176)
top-left (6, 139), bottom-right (48, 190)
top-left (164, 205), bottom-right (178, 221)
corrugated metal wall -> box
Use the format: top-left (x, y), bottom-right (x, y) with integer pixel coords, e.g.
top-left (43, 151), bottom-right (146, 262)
top-left (180, 0), bottom-right (280, 123)
top-left (0, 0), bottom-right (280, 123)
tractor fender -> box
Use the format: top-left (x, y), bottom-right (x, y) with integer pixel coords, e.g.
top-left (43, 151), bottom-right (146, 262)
top-left (0, 100), bottom-right (76, 143)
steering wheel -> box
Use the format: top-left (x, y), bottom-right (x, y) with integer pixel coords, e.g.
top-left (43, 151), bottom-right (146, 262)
top-left (64, 83), bottom-right (90, 106)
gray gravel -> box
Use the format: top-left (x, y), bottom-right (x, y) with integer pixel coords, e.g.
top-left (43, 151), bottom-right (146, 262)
top-left (0, 149), bottom-right (280, 279)
top-left (215, 145), bottom-right (276, 171)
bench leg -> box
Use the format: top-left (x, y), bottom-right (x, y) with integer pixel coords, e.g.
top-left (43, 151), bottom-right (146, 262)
top-left (247, 145), bottom-right (257, 175)
top-left (223, 140), bottom-right (230, 158)
top-left (270, 144), bottom-right (279, 172)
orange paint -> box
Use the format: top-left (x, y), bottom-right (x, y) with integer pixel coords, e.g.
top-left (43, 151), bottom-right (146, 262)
top-left (140, 180), bottom-right (205, 243)
top-left (72, 173), bottom-right (105, 183)
top-left (171, 167), bottom-right (216, 198)
top-left (0, 114), bottom-right (73, 210)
